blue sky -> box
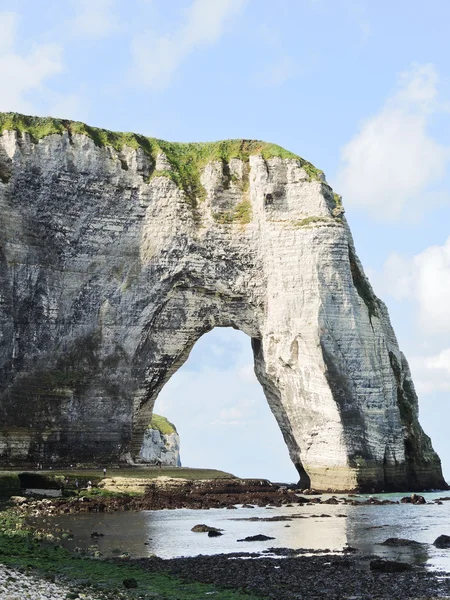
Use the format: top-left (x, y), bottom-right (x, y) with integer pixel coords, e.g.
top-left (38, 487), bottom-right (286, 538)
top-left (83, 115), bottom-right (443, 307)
top-left (1, 0), bottom-right (449, 482)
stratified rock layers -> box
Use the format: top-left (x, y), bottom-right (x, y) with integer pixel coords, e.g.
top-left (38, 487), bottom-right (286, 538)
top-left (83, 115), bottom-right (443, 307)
top-left (0, 114), bottom-right (445, 491)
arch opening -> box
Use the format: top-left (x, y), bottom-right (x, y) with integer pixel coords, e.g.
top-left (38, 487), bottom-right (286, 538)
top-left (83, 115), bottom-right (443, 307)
top-left (136, 327), bottom-right (299, 483)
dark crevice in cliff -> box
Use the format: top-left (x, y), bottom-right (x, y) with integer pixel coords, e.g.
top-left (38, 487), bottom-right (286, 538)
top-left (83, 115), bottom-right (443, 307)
top-left (320, 342), bottom-right (369, 460)
top-left (0, 143), bottom-right (12, 183)
top-left (389, 351), bottom-right (416, 430)
top-left (348, 246), bottom-right (378, 320)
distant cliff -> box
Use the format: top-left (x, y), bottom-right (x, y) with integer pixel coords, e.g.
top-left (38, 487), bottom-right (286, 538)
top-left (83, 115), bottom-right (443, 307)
top-left (139, 414), bottom-right (181, 466)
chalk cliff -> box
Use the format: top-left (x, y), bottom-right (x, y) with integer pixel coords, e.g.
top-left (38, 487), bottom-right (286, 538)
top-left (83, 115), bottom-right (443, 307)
top-left (0, 113), bottom-right (445, 491)
top-left (139, 414), bottom-right (181, 466)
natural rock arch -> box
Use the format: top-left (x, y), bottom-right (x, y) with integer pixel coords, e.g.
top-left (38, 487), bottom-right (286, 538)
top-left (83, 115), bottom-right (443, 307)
top-left (0, 113), bottom-right (445, 491)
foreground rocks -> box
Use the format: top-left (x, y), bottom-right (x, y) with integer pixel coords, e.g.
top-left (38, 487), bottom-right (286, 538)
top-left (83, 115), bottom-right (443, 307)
top-left (3, 545), bottom-right (450, 600)
top-left (434, 535), bottom-right (450, 548)
top-left (379, 538), bottom-right (424, 547)
top-left (369, 558), bottom-right (412, 572)
top-left (134, 552), bottom-right (450, 599)
top-left (0, 564), bottom-right (126, 600)
top-left (16, 479), bottom-right (309, 514)
top-left (237, 534), bottom-right (275, 542)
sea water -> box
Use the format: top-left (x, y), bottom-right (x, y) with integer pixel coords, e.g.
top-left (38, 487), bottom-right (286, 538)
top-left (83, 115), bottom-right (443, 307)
top-left (31, 491), bottom-right (450, 571)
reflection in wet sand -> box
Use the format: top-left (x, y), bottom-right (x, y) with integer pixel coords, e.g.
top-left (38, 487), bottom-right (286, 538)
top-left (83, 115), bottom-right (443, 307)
top-left (345, 505), bottom-right (430, 565)
top-left (32, 504), bottom-right (350, 558)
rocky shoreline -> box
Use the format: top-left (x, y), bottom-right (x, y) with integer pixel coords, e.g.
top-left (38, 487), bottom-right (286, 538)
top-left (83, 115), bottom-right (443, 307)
top-left (3, 478), bottom-right (450, 599)
top-left (2, 552), bottom-right (450, 600)
top-left (0, 564), bottom-right (127, 600)
top-left (2, 548), bottom-right (450, 600)
top-left (10, 477), bottom-right (445, 517)
top-left (135, 551), bottom-right (450, 600)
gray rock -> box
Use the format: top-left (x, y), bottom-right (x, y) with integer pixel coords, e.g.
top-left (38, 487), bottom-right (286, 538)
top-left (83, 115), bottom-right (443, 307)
top-left (379, 538), bottom-right (423, 547)
top-left (0, 113), bottom-right (446, 492)
top-left (238, 534), bottom-right (275, 542)
top-left (191, 524), bottom-right (221, 533)
top-left (433, 535), bottom-right (450, 548)
top-left (370, 559), bottom-right (412, 573)
top-left (9, 496), bottom-right (27, 504)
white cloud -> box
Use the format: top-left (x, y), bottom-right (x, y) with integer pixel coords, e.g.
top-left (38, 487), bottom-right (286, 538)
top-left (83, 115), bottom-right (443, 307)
top-left (0, 12), bottom-right (16, 53)
top-left (376, 237), bottom-right (450, 397)
top-left (129, 0), bottom-right (247, 90)
top-left (255, 55), bottom-right (295, 87)
top-left (409, 348), bottom-right (450, 395)
top-left (254, 25), bottom-right (295, 87)
top-left (377, 253), bottom-right (414, 302)
top-left (211, 406), bottom-right (245, 426)
top-left (0, 12), bottom-right (64, 114)
top-left (382, 237), bottom-right (450, 336)
top-left (336, 63), bottom-right (450, 221)
top-left (69, 0), bottom-right (120, 39)
top-left (47, 92), bottom-right (88, 122)
top-left (359, 20), bottom-right (372, 44)
top-left (237, 363), bottom-right (257, 384)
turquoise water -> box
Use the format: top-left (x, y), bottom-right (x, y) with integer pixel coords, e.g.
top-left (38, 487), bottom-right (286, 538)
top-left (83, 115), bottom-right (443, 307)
top-left (33, 491), bottom-right (450, 570)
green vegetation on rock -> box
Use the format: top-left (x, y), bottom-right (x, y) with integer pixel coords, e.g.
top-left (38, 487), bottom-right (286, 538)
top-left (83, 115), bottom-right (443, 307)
top-left (213, 199), bottom-right (252, 225)
top-left (148, 414), bottom-right (177, 435)
top-left (333, 192), bottom-right (343, 209)
top-left (233, 199), bottom-right (252, 224)
top-left (294, 216), bottom-right (342, 227)
top-left (0, 112), bottom-right (324, 208)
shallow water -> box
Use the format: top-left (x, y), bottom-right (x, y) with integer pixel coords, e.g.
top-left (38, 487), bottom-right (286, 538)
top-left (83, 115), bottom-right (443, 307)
top-left (32, 491), bottom-right (450, 571)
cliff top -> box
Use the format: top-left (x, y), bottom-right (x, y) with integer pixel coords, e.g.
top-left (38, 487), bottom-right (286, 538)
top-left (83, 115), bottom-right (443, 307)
top-left (149, 414), bottom-right (177, 435)
top-left (0, 113), bottom-right (324, 201)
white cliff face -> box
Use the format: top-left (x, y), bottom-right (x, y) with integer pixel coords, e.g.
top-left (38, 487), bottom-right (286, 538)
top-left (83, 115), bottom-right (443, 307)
top-left (0, 115), bottom-right (445, 491)
top-left (139, 429), bottom-right (181, 466)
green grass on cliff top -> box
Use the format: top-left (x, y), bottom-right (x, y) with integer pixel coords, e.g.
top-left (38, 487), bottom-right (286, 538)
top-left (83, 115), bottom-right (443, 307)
top-left (148, 413), bottom-right (177, 435)
top-left (0, 112), bottom-right (324, 204)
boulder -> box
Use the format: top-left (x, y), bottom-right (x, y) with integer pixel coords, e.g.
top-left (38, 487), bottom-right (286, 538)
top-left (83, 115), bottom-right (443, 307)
top-left (191, 524), bottom-right (221, 533)
top-left (238, 534), bottom-right (275, 542)
top-left (208, 530), bottom-right (223, 537)
top-left (370, 559), bottom-right (412, 573)
top-left (379, 538), bottom-right (423, 547)
top-left (433, 535), bottom-right (450, 548)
